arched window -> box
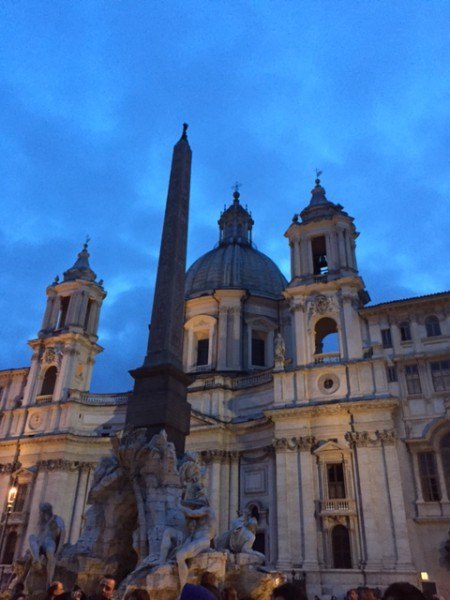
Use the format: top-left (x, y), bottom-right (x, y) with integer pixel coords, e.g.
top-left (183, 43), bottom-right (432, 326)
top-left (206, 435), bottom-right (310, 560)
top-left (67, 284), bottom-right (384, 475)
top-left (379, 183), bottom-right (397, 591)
top-left (2, 531), bottom-right (17, 564)
top-left (315, 318), bottom-right (339, 354)
top-left (312, 236), bottom-right (328, 275)
top-left (441, 433), bottom-right (450, 498)
top-left (425, 315), bottom-right (441, 337)
top-left (56, 296), bottom-right (70, 329)
top-left (331, 524), bottom-right (351, 568)
top-left (41, 366), bottom-right (57, 396)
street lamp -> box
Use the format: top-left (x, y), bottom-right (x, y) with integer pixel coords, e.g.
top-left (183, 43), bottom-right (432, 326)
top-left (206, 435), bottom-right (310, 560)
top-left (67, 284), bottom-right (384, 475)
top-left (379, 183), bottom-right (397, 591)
top-left (0, 482), bottom-right (18, 588)
top-left (7, 487), bottom-right (17, 512)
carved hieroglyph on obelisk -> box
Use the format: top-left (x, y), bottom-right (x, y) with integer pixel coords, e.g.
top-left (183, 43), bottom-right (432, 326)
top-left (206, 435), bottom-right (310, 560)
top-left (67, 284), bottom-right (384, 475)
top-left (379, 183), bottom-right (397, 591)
top-left (127, 124), bottom-right (192, 455)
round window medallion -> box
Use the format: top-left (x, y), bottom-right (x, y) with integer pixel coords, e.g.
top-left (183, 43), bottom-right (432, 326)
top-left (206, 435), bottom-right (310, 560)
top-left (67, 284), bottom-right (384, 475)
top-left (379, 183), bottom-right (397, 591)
top-left (29, 412), bottom-right (42, 430)
top-left (318, 373), bottom-right (340, 394)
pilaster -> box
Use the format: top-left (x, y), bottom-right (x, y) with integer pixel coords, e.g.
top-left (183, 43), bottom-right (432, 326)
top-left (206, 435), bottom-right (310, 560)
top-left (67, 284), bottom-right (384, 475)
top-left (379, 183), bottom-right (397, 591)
top-left (381, 438), bottom-right (414, 568)
top-left (273, 440), bottom-right (291, 569)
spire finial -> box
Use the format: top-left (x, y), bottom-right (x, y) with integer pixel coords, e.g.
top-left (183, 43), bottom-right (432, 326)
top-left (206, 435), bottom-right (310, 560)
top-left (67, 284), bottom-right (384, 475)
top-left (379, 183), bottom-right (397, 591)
top-left (232, 181), bottom-right (242, 201)
top-left (315, 168), bottom-right (322, 184)
top-left (84, 234), bottom-right (90, 250)
top-left (181, 123), bottom-right (189, 140)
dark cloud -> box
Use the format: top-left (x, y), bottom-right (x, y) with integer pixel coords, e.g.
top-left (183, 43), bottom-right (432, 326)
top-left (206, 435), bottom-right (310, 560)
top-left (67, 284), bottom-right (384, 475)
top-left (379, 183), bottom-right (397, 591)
top-left (1, 1), bottom-right (450, 392)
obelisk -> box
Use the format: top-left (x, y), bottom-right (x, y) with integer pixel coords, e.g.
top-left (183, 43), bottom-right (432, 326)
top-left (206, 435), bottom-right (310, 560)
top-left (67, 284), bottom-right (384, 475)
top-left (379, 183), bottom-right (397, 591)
top-left (127, 124), bottom-right (192, 455)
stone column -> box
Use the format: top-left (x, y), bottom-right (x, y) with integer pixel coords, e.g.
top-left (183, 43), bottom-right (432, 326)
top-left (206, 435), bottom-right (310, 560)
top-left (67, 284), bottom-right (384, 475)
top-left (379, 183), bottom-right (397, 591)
top-left (205, 452), bottom-right (223, 525)
top-left (219, 455), bottom-right (231, 533)
top-left (346, 432), bottom-right (386, 570)
top-left (41, 295), bottom-right (55, 331)
top-left (435, 452), bottom-right (449, 503)
top-left (411, 452), bottom-right (424, 503)
top-left (217, 308), bottom-right (228, 370)
top-left (289, 243), bottom-right (295, 279)
top-left (298, 437), bottom-right (319, 569)
top-left (230, 307), bottom-right (242, 370)
top-left (89, 300), bottom-right (101, 336)
top-left (337, 229), bottom-right (346, 267)
top-left (273, 439), bottom-right (292, 569)
top-left (293, 239), bottom-right (301, 277)
top-left (69, 463), bottom-right (93, 543)
top-left (48, 296), bottom-right (59, 329)
top-left (186, 329), bottom-right (194, 370)
top-left (289, 299), bottom-right (307, 366)
top-left (341, 292), bottom-right (362, 360)
top-left (286, 445), bottom-right (301, 563)
top-left (23, 353), bottom-right (41, 406)
top-left (381, 434), bottom-right (414, 568)
top-left (330, 231), bottom-right (340, 271)
top-left (228, 452), bottom-right (240, 527)
top-left (73, 292), bottom-right (88, 328)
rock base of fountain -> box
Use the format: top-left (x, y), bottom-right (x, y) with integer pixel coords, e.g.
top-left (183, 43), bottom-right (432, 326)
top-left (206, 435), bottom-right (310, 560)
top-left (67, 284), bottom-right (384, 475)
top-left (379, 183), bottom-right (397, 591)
top-left (120, 551), bottom-right (227, 600)
top-left (118, 552), bottom-right (281, 600)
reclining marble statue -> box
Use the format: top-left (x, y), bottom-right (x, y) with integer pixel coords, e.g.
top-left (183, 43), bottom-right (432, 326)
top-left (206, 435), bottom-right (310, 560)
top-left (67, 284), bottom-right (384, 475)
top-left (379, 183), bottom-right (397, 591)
top-left (216, 514), bottom-right (264, 561)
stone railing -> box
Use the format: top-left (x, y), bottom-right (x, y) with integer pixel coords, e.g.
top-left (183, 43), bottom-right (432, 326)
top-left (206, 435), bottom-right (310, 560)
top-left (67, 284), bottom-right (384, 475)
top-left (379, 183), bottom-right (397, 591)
top-left (35, 394), bottom-right (53, 403)
top-left (313, 274), bottom-right (328, 283)
top-left (314, 352), bottom-right (341, 364)
top-left (319, 498), bottom-right (356, 514)
top-left (190, 370), bottom-right (273, 391)
top-left (74, 392), bottom-right (130, 406)
top-left (191, 365), bottom-right (212, 373)
top-left (231, 371), bottom-right (273, 389)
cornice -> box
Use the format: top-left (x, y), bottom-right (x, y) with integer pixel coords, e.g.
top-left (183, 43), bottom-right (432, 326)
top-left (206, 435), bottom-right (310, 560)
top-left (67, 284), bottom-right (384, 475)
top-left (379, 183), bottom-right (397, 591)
top-left (200, 449), bottom-right (240, 462)
top-left (0, 368), bottom-right (29, 378)
top-left (273, 436), bottom-right (316, 451)
top-left (361, 292), bottom-right (450, 316)
top-left (0, 461), bottom-right (22, 474)
top-left (37, 459), bottom-right (96, 472)
top-left (264, 397), bottom-right (399, 419)
top-left (345, 428), bottom-right (397, 448)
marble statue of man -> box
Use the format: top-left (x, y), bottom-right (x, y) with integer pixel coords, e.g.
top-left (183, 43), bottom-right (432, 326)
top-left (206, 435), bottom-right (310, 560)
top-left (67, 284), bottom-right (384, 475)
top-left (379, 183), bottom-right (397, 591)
top-left (28, 502), bottom-right (65, 587)
top-left (175, 497), bottom-right (217, 589)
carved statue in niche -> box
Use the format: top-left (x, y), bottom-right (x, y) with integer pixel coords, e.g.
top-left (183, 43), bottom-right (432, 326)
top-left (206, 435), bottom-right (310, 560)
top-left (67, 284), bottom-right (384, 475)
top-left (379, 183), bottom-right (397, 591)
top-left (24, 502), bottom-right (65, 589)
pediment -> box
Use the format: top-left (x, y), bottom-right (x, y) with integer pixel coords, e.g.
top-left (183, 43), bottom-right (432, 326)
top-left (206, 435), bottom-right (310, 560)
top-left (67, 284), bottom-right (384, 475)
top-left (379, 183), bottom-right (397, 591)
top-left (313, 439), bottom-right (347, 455)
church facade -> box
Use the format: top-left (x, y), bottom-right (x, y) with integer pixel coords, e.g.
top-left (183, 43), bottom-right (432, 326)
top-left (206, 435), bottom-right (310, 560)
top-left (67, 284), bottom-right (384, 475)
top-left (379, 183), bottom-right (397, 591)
top-left (0, 161), bottom-right (449, 596)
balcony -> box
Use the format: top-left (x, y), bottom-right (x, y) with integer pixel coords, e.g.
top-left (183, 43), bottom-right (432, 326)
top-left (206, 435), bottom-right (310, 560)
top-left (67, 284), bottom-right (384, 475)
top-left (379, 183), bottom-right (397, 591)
top-left (313, 274), bottom-right (328, 284)
top-left (319, 498), bottom-right (356, 515)
top-left (314, 352), bottom-right (341, 364)
top-left (35, 394), bottom-right (53, 403)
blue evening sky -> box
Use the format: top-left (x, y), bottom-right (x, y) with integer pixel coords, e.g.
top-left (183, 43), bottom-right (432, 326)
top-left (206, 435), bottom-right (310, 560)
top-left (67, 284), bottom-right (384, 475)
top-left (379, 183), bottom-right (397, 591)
top-left (1, 1), bottom-right (449, 392)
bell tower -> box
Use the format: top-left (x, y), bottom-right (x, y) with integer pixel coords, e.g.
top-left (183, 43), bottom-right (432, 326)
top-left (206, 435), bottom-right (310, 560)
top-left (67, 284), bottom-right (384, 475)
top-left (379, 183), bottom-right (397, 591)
top-left (284, 176), bottom-right (370, 364)
top-left (23, 243), bottom-right (106, 405)
top-left (286, 176), bottom-right (363, 285)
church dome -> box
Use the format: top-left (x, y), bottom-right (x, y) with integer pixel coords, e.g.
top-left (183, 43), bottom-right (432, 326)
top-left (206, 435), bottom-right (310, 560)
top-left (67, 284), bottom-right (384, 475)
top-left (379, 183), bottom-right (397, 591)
top-left (186, 189), bottom-right (287, 300)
